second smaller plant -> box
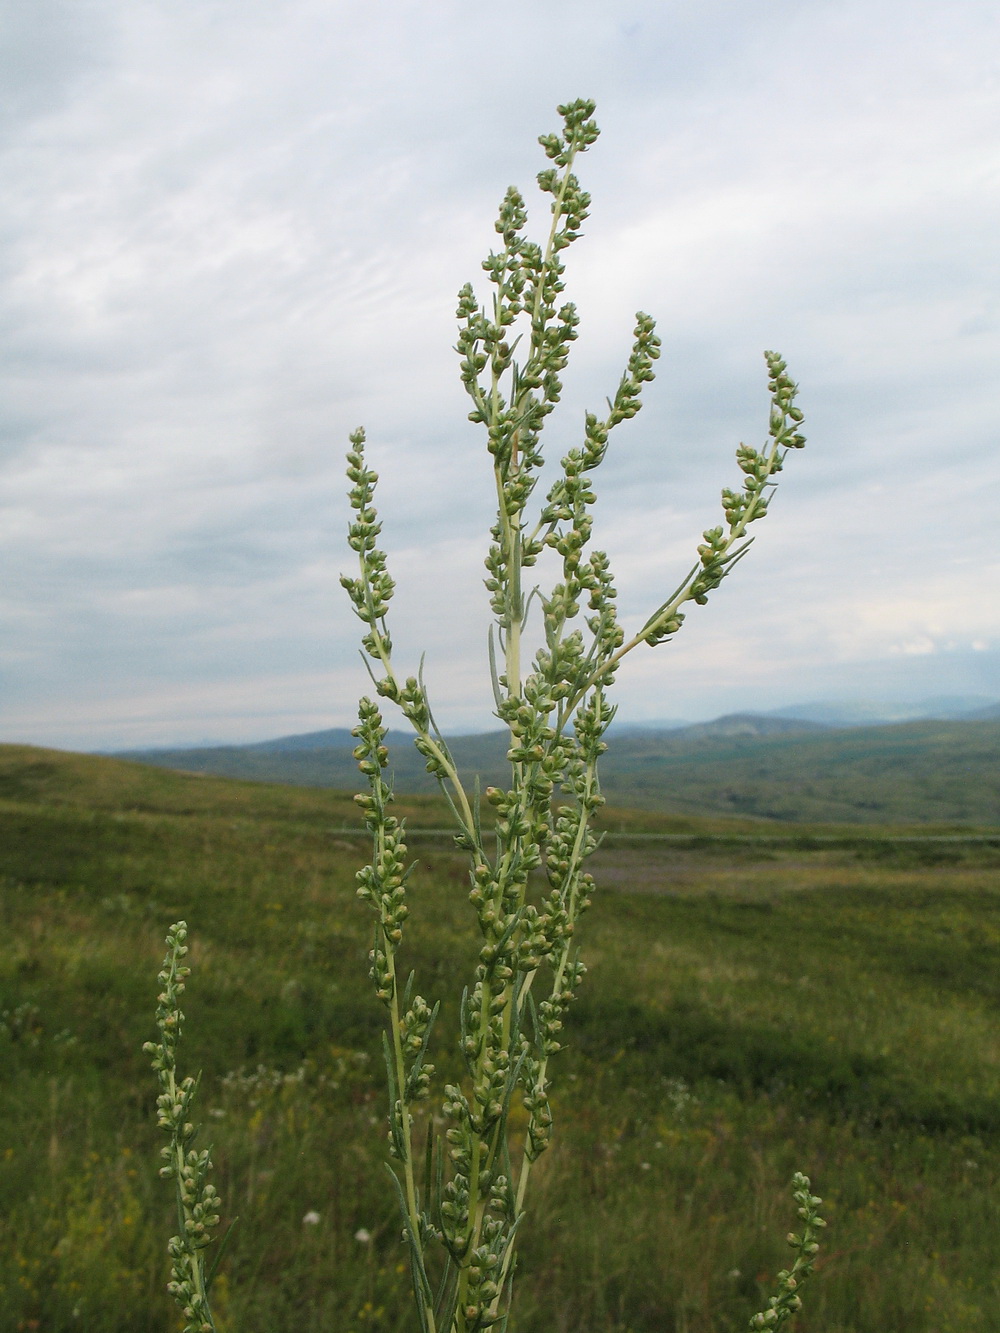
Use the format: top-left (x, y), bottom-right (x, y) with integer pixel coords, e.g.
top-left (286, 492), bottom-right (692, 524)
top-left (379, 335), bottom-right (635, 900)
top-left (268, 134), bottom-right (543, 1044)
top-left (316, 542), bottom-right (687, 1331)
top-left (144, 921), bottom-right (227, 1333)
top-left (750, 1174), bottom-right (826, 1329)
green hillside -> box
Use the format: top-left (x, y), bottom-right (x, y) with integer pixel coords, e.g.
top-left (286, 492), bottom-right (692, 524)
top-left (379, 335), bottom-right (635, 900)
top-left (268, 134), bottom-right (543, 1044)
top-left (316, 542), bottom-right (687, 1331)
top-left (599, 718), bottom-right (1000, 823)
top-left (120, 717), bottom-right (1000, 825)
top-left (2, 743), bottom-right (1000, 1330)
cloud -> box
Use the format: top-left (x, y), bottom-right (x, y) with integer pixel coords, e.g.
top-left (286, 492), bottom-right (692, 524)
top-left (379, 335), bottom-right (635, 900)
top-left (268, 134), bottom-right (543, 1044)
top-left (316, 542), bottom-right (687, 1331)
top-left (1, 0), bottom-right (998, 748)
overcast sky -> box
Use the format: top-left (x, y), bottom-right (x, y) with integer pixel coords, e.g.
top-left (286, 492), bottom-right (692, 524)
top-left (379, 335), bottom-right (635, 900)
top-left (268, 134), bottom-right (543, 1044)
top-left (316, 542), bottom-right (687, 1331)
top-left (1, 0), bottom-right (998, 750)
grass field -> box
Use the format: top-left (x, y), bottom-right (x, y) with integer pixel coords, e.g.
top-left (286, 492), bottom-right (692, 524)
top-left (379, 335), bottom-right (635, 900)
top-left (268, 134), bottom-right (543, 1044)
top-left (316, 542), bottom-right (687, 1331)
top-left (2, 743), bottom-right (1000, 1331)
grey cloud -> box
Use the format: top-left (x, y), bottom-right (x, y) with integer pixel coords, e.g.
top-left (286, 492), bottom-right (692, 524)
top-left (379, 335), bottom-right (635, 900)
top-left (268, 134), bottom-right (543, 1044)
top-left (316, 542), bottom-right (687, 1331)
top-left (1, 0), bottom-right (998, 747)
top-left (0, 0), bottom-right (114, 137)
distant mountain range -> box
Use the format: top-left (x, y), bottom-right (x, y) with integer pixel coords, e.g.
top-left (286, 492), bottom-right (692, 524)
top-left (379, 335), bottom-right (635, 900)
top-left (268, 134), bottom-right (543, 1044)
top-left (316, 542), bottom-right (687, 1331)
top-left (764, 696), bottom-right (1000, 726)
top-left (115, 703), bottom-right (1000, 825)
top-left (615, 695), bottom-right (1000, 731)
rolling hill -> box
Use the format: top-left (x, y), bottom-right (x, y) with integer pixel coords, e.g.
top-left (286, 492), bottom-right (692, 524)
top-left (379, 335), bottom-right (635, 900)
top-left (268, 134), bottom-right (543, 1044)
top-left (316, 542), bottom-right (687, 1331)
top-left (115, 714), bottom-right (1000, 825)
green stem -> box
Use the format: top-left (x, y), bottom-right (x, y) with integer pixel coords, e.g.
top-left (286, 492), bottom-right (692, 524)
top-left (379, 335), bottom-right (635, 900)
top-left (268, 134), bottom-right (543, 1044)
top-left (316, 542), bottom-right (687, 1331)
top-left (358, 551), bottom-right (479, 842)
top-left (371, 789), bottom-right (437, 1333)
top-left (387, 943), bottom-right (436, 1333)
top-left (163, 1054), bottom-right (215, 1328)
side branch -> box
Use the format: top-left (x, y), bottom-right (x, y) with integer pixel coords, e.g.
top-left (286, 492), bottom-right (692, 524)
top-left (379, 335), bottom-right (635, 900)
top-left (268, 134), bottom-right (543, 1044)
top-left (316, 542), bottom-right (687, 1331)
top-left (341, 428), bottom-right (479, 845)
top-left (568, 350), bottom-right (805, 706)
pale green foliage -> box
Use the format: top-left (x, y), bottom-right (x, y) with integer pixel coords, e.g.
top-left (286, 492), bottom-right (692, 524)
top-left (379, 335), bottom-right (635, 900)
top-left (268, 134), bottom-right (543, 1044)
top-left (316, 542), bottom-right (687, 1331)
top-left (144, 922), bottom-right (225, 1333)
top-left (343, 99), bottom-right (814, 1332)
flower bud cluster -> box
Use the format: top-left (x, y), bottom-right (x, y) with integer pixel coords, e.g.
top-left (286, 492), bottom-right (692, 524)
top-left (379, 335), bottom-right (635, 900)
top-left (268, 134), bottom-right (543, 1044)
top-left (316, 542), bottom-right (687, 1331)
top-left (400, 994), bottom-right (436, 1102)
top-left (749, 1172), bottom-right (826, 1330)
top-left (765, 352), bottom-right (806, 449)
top-left (644, 609), bottom-right (686, 649)
top-left (538, 98), bottom-right (600, 166)
top-left (461, 956), bottom-right (515, 1084)
top-left (539, 311), bottom-right (659, 557)
top-left (582, 549), bottom-right (625, 667)
top-left (441, 1083), bottom-right (473, 1254)
top-left (342, 422), bottom-right (472, 851)
top-left (456, 1216), bottom-right (513, 1329)
top-left (441, 1078), bottom-right (517, 1318)
top-left (461, 103), bottom-right (608, 661)
top-left (521, 1061), bottom-right (554, 1162)
top-left (536, 968), bottom-right (583, 1058)
top-left (606, 311), bottom-right (662, 426)
top-left (483, 530), bottom-right (515, 621)
top-left (352, 700), bottom-right (409, 967)
top-left (471, 1025), bottom-right (510, 1130)
top-left (515, 894), bottom-right (570, 971)
top-left (719, 355), bottom-right (804, 535)
top-left (691, 525), bottom-right (729, 605)
top-left (492, 691), bottom-right (566, 841)
top-left (483, 782), bottom-right (537, 856)
top-left (457, 137), bottom-right (586, 469)
top-left (143, 924), bottom-right (189, 1077)
top-left (341, 430), bottom-right (395, 664)
top-left (144, 923), bottom-right (222, 1333)
top-left (165, 1242), bottom-right (215, 1333)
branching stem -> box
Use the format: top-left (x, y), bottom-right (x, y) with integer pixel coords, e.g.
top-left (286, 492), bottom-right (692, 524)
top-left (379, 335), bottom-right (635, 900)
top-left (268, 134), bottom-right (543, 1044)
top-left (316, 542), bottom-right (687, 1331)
top-left (343, 99), bottom-right (809, 1333)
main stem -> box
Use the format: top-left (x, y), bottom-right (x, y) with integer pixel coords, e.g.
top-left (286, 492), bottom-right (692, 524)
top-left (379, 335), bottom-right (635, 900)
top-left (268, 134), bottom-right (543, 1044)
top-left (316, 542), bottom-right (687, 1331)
top-left (387, 942), bottom-right (436, 1333)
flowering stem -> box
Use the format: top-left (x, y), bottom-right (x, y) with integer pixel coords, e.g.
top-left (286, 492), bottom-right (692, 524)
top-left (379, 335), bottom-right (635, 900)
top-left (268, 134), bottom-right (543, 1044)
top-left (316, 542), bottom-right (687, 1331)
top-left (343, 99), bottom-right (812, 1333)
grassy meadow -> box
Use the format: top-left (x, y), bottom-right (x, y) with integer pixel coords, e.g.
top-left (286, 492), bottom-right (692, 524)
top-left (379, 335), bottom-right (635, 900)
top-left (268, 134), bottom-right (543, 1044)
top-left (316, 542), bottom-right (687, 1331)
top-left (3, 743), bottom-right (1000, 1331)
